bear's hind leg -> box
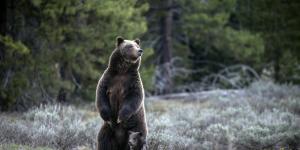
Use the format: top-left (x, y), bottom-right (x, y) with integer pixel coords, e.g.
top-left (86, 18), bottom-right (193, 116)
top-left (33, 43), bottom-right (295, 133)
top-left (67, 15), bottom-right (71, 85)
top-left (97, 123), bottom-right (117, 150)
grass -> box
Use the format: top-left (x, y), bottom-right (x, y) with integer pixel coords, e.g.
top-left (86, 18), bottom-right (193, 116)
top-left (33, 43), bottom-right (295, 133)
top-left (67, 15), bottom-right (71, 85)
top-left (0, 144), bottom-right (52, 150)
top-left (0, 81), bottom-right (300, 150)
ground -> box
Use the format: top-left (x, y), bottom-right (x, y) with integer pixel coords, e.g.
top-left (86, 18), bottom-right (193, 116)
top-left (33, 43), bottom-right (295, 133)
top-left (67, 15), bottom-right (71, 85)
top-left (0, 81), bottom-right (299, 150)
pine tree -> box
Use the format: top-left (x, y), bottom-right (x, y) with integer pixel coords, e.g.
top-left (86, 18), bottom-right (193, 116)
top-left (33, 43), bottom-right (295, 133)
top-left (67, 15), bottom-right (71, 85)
top-left (0, 0), bottom-right (148, 110)
top-left (235, 0), bottom-right (300, 82)
top-left (179, 0), bottom-right (264, 82)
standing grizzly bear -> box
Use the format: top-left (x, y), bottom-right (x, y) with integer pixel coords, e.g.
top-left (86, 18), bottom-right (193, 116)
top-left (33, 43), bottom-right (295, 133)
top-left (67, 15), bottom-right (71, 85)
top-left (96, 36), bottom-right (147, 150)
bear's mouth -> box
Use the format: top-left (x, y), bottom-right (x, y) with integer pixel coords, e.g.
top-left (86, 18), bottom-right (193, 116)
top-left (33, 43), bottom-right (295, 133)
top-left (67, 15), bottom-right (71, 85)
top-left (123, 55), bottom-right (140, 64)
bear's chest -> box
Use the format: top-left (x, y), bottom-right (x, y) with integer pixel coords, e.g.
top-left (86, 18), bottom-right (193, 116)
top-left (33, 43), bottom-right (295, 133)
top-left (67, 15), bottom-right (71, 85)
top-left (108, 75), bottom-right (128, 97)
top-left (107, 75), bottom-right (128, 114)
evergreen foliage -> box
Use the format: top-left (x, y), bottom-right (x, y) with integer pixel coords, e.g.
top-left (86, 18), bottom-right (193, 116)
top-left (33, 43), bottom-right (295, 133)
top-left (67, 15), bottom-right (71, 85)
top-left (0, 0), bottom-right (300, 109)
top-left (0, 0), bottom-right (149, 110)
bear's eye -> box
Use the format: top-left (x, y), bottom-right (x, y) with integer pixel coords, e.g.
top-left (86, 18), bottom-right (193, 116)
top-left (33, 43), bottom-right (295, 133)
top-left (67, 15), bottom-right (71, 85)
top-left (126, 45), bottom-right (134, 48)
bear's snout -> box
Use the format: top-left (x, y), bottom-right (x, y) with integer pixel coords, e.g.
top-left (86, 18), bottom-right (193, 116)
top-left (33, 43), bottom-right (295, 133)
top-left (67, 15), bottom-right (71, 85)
top-left (138, 49), bottom-right (143, 56)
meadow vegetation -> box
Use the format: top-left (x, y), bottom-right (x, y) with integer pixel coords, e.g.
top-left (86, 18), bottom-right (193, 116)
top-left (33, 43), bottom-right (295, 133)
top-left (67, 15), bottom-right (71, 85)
top-left (0, 81), bottom-right (299, 150)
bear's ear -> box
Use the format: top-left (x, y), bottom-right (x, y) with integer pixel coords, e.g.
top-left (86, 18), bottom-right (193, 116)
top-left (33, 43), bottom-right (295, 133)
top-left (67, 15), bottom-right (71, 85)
top-left (116, 36), bottom-right (124, 46)
top-left (134, 39), bottom-right (140, 45)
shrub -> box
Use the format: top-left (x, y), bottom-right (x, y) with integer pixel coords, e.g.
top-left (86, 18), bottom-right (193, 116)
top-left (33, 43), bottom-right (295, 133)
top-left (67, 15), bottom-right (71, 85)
top-left (0, 81), bottom-right (299, 149)
top-left (0, 105), bottom-right (101, 149)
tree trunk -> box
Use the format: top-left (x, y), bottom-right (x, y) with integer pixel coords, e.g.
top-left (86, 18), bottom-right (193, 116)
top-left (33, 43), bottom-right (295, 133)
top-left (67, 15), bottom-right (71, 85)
top-left (273, 48), bottom-right (281, 82)
top-left (57, 62), bottom-right (68, 103)
top-left (0, 0), bottom-right (7, 110)
top-left (0, 0), bottom-right (7, 60)
top-left (154, 0), bottom-right (173, 95)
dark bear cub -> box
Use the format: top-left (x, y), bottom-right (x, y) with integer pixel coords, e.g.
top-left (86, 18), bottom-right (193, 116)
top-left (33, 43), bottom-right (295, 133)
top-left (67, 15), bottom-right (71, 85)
top-left (128, 131), bottom-right (147, 150)
top-left (96, 36), bottom-right (147, 150)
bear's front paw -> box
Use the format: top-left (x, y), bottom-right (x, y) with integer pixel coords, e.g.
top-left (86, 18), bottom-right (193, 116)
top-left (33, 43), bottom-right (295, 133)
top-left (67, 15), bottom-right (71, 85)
top-left (123, 119), bottom-right (137, 129)
top-left (118, 108), bottom-right (131, 123)
top-left (117, 117), bottom-right (121, 123)
top-left (107, 121), bottom-right (117, 129)
top-left (100, 108), bottom-right (111, 121)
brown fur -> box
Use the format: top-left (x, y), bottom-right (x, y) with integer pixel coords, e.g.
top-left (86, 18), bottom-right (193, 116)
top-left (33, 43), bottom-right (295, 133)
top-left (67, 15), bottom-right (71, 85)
top-left (96, 36), bottom-right (147, 150)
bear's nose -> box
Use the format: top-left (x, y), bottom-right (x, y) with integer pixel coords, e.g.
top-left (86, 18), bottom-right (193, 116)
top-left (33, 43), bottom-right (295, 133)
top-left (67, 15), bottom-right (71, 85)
top-left (138, 49), bottom-right (143, 53)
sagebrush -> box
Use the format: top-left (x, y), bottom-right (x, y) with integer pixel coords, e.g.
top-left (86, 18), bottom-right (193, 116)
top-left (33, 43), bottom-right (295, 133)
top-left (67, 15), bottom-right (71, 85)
top-left (0, 81), bottom-right (299, 150)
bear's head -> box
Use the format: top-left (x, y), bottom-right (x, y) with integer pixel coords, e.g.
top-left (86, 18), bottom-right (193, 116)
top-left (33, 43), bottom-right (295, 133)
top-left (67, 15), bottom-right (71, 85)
top-left (116, 36), bottom-right (143, 63)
